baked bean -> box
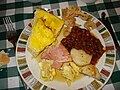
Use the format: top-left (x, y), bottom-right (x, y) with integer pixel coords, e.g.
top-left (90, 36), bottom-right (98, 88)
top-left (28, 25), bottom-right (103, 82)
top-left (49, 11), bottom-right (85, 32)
top-left (61, 26), bottom-right (105, 65)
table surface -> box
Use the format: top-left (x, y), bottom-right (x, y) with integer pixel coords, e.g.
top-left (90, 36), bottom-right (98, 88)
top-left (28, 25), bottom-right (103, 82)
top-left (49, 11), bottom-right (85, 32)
top-left (0, 0), bottom-right (120, 90)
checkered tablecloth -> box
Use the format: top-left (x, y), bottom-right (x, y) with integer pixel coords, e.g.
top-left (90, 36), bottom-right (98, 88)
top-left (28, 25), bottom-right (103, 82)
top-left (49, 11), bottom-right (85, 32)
top-left (0, 0), bottom-right (120, 90)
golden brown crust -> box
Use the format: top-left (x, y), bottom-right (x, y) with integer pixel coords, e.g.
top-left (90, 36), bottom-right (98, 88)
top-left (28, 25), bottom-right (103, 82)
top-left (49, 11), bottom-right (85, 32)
top-left (62, 5), bottom-right (81, 27)
top-left (79, 64), bottom-right (101, 80)
top-left (0, 51), bottom-right (10, 66)
top-left (27, 8), bottom-right (64, 57)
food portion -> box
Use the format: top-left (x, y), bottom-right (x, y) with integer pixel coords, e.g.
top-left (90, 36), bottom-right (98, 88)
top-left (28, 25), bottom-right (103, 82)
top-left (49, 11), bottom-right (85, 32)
top-left (28, 8), bottom-right (64, 57)
top-left (39, 59), bottom-right (56, 81)
top-left (62, 5), bottom-right (81, 27)
top-left (61, 62), bottom-right (80, 85)
top-left (41, 43), bottom-right (72, 69)
top-left (70, 48), bottom-right (92, 66)
top-left (61, 26), bottom-right (105, 65)
top-left (0, 50), bottom-right (10, 66)
top-left (62, 5), bottom-right (96, 30)
top-left (38, 26), bottom-right (104, 85)
top-left (79, 64), bottom-right (101, 80)
top-left (28, 6), bottom-right (106, 86)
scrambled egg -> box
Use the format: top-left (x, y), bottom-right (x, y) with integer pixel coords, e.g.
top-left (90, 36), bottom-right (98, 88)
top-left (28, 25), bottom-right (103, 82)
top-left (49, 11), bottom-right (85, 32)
top-left (61, 62), bottom-right (80, 85)
top-left (39, 59), bottom-right (56, 81)
top-left (70, 62), bottom-right (79, 76)
top-left (62, 65), bottom-right (74, 81)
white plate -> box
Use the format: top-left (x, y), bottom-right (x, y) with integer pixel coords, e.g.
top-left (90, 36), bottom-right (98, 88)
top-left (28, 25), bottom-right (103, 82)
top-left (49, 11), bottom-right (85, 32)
top-left (16, 9), bottom-right (116, 90)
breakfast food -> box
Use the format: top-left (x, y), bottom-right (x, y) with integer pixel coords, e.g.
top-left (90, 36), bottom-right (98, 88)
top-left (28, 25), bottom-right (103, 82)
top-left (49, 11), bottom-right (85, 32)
top-left (28, 8), bottom-right (64, 57)
top-left (79, 64), bottom-right (101, 80)
top-left (0, 50), bottom-right (10, 66)
top-left (62, 5), bottom-right (95, 29)
top-left (78, 12), bottom-right (92, 21)
top-left (61, 62), bottom-right (80, 85)
top-left (70, 48), bottom-right (92, 66)
top-left (28, 6), bottom-right (105, 86)
top-left (62, 5), bottom-right (81, 27)
top-left (41, 43), bottom-right (72, 69)
top-left (84, 20), bottom-right (96, 30)
top-left (39, 59), bottom-right (56, 81)
top-left (61, 26), bottom-right (105, 65)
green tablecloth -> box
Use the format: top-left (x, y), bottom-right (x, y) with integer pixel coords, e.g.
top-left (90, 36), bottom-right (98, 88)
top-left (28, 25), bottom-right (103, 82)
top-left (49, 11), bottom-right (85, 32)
top-left (0, 0), bottom-right (120, 90)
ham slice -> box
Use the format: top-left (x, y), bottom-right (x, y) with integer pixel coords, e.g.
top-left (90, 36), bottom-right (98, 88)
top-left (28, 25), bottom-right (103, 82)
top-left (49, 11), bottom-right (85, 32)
top-left (41, 43), bottom-right (72, 69)
top-left (52, 61), bottom-right (63, 69)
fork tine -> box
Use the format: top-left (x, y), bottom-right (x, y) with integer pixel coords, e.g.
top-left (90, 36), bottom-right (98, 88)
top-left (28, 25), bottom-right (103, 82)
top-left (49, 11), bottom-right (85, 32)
top-left (6, 17), bottom-right (13, 31)
top-left (3, 17), bottom-right (15, 32)
top-left (3, 16), bottom-right (18, 51)
top-left (3, 18), bottom-right (9, 32)
top-left (5, 17), bottom-right (12, 31)
top-left (8, 17), bottom-right (16, 32)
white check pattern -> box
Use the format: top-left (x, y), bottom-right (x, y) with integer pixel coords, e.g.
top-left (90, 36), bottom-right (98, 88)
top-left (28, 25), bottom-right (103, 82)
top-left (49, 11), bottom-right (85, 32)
top-left (0, 0), bottom-right (120, 90)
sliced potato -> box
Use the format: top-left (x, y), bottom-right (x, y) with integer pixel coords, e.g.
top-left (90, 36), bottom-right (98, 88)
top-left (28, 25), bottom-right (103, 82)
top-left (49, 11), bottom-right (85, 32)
top-left (79, 64), bottom-right (101, 80)
top-left (70, 48), bottom-right (92, 66)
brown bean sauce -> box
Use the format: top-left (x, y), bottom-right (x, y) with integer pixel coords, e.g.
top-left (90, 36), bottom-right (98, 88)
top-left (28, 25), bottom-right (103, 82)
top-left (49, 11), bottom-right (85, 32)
top-left (61, 26), bottom-right (105, 65)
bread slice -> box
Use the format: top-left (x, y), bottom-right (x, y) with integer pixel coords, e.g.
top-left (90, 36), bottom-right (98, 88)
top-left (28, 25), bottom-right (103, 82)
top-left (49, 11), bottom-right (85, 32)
top-left (79, 64), bottom-right (101, 80)
top-left (27, 8), bottom-right (64, 57)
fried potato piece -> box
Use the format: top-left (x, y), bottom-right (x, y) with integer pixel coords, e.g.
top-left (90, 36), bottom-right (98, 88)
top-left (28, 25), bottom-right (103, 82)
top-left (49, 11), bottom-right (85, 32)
top-left (84, 20), bottom-right (96, 30)
top-left (78, 12), bottom-right (89, 21)
top-left (70, 48), bottom-right (92, 66)
top-left (66, 5), bottom-right (81, 17)
top-left (63, 27), bottom-right (71, 37)
top-left (62, 5), bottom-right (81, 27)
top-left (79, 64), bottom-right (101, 80)
top-left (78, 12), bottom-right (92, 21)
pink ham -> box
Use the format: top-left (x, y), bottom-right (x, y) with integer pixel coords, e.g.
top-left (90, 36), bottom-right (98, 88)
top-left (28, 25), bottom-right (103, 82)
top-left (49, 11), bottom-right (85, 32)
top-left (52, 61), bottom-right (63, 69)
top-left (41, 43), bottom-right (72, 69)
top-left (59, 43), bottom-right (69, 56)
